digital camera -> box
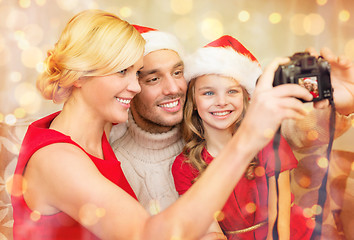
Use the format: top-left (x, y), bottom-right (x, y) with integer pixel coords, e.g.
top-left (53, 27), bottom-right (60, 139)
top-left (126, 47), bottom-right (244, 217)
top-left (273, 52), bottom-right (333, 102)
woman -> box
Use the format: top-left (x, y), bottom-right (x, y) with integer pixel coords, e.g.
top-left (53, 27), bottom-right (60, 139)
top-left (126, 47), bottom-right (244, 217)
top-left (11, 9), bottom-right (312, 240)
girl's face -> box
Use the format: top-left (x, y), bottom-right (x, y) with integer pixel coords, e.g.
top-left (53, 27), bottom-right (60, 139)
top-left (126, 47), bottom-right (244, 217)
top-left (77, 56), bottom-right (143, 124)
top-left (194, 74), bottom-right (244, 133)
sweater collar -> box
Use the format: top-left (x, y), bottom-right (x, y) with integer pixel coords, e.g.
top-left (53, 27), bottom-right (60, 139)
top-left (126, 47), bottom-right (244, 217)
top-left (127, 111), bottom-right (182, 150)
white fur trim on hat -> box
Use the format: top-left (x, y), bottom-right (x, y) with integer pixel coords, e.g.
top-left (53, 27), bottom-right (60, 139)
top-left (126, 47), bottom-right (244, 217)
top-left (184, 46), bottom-right (262, 96)
top-left (141, 31), bottom-right (185, 58)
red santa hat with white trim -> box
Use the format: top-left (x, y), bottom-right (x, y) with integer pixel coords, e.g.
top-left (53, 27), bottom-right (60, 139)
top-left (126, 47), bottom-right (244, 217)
top-left (184, 35), bottom-right (262, 96)
top-left (133, 25), bottom-right (185, 58)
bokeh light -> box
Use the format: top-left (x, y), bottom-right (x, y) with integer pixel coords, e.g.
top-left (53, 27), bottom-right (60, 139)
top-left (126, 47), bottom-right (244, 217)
top-left (5, 114), bottom-right (17, 125)
top-left (317, 157), bottom-right (328, 168)
top-left (6, 174), bottom-right (27, 197)
top-left (170, 0), bottom-right (193, 15)
top-left (36, 61), bottom-right (45, 73)
top-left (19, 0), bottom-right (31, 8)
top-left (255, 166), bottom-right (265, 177)
top-left (306, 218), bottom-right (316, 229)
top-left (316, 0), bottom-right (327, 6)
top-left (79, 203), bottom-right (101, 226)
top-left (298, 176), bottom-right (311, 188)
top-left (214, 210), bottom-right (225, 221)
top-left (290, 14), bottom-right (307, 36)
top-left (15, 82), bottom-right (42, 115)
top-left (30, 210), bottom-right (41, 222)
top-left (96, 208), bottom-right (106, 218)
top-left (263, 128), bottom-right (275, 139)
top-left (339, 10), bottom-right (350, 22)
top-left (245, 202), bottom-right (256, 214)
top-left (303, 13), bottom-right (325, 36)
top-left (149, 199), bottom-right (161, 215)
top-left (14, 107), bottom-right (27, 119)
top-left (238, 10), bottom-right (250, 22)
top-left (201, 18), bottom-right (223, 40)
top-left (303, 207), bottom-right (313, 218)
top-left (35, 0), bottom-right (46, 6)
top-left (119, 6), bottom-right (132, 18)
top-left (307, 130), bottom-right (319, 141)
top-left (311, 204), bottom-right (322, 215)
top-left (9, 71), bottom-right (22, 83)
top-left (269, 12), bottom-right (282, 24)
top-left (56, 0), bottom-right (79, 11)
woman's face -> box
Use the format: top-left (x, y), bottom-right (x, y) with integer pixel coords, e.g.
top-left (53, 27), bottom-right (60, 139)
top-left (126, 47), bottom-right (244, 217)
top-left (194, 74), bottom-right (244, 133)
top-left (78, 56), bottom-right (143, 124)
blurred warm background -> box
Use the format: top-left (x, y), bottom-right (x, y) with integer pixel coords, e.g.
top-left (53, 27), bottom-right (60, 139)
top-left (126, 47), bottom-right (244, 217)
top-left (0, 0), bottom-right (353, 239)
top-left (1, 0), bottom-right (354, 121)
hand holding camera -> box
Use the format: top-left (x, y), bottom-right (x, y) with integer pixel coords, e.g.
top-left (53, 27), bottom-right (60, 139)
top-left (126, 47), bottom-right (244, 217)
top-left (273, 52), bottom-right (333, 102)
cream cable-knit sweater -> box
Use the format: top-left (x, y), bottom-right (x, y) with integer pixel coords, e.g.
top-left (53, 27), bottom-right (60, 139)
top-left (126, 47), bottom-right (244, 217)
top-left (110, 111), bottom-right (184, 214)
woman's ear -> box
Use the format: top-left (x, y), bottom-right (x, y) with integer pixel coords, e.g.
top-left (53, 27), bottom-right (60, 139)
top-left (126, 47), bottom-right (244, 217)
top-left (73, 77), bottom-right (85, 88)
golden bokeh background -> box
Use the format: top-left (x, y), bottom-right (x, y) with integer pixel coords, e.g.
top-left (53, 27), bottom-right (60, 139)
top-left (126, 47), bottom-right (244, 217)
top-left (0, 0), bottom-right (354, 122)
top-left (0, 1), bottom-right (354, 239)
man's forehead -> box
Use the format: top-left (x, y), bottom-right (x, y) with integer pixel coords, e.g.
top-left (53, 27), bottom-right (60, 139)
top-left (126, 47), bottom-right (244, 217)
top-left (140, 50), bottom-right (183, 75)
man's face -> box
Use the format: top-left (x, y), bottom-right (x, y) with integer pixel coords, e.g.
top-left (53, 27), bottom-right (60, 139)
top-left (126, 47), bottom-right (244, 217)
top-left (130, 49), bottom-right (187, 133)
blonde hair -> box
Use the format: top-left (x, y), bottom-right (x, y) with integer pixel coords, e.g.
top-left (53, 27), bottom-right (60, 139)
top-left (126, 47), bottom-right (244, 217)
top-left (182, 76), bottom-right (257, 180)
top-left (37, 9), bottom-right (145, 103)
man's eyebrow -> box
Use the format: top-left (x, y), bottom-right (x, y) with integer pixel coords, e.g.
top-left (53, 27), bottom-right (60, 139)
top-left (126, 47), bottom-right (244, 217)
top-left (139, 68), bottom-right (158, 77)
top-left (173, 61), bottom-right (184, 68)
top-left (139, 61), bottom-right (184, 77)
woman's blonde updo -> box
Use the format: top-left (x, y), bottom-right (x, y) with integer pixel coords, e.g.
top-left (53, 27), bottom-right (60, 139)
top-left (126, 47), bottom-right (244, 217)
top-left (37, 9), bottom-right (145, 103)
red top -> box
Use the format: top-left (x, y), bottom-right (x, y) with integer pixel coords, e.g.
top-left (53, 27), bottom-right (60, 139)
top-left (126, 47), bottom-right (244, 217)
top-left (11, 112), bottom-right (137, 239)
top-left (172, 136), bottom-right (299, 240)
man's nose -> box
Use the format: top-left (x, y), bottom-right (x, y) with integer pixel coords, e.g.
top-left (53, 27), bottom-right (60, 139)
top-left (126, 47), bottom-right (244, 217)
top-left (162, 74), bottom-right (179, 95)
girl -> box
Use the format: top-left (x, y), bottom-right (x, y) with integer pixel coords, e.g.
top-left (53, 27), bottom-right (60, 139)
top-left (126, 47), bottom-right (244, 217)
top-left (11, 10), bottom-right (312, 239)
top-left (172, 35), bottom-right (313, 239)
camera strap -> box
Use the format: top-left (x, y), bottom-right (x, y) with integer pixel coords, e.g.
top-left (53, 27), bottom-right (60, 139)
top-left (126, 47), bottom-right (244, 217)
top-left (272, 100), bottom-right (336, 240)
top-left (271, 126), bottom-right (282, 240)
top-left (310, 99), bottom-right (336, 239)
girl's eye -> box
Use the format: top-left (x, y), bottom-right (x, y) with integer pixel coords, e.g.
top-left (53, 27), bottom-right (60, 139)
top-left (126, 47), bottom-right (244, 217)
top-left (118, 69), bottom-right (127, 75)
top-left (228, 90), bottom-right (238, 94)
top-left (203, 91), bottom-right (214, 96)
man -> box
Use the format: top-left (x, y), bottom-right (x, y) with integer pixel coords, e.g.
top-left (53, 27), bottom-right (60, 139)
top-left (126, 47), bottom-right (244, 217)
top-left (110, 25), bottom-right (187, 214)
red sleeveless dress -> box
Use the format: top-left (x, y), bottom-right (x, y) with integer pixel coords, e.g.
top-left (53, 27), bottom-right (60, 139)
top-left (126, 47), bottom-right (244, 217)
top-left (11, 112), bottom-right (137, 239)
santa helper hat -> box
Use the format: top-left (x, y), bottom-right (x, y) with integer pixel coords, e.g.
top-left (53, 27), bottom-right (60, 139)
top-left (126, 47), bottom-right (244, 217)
top-left (133, 25), bottom-right (185, 58)
top-left (184, 35), bottom-right (262, 96)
